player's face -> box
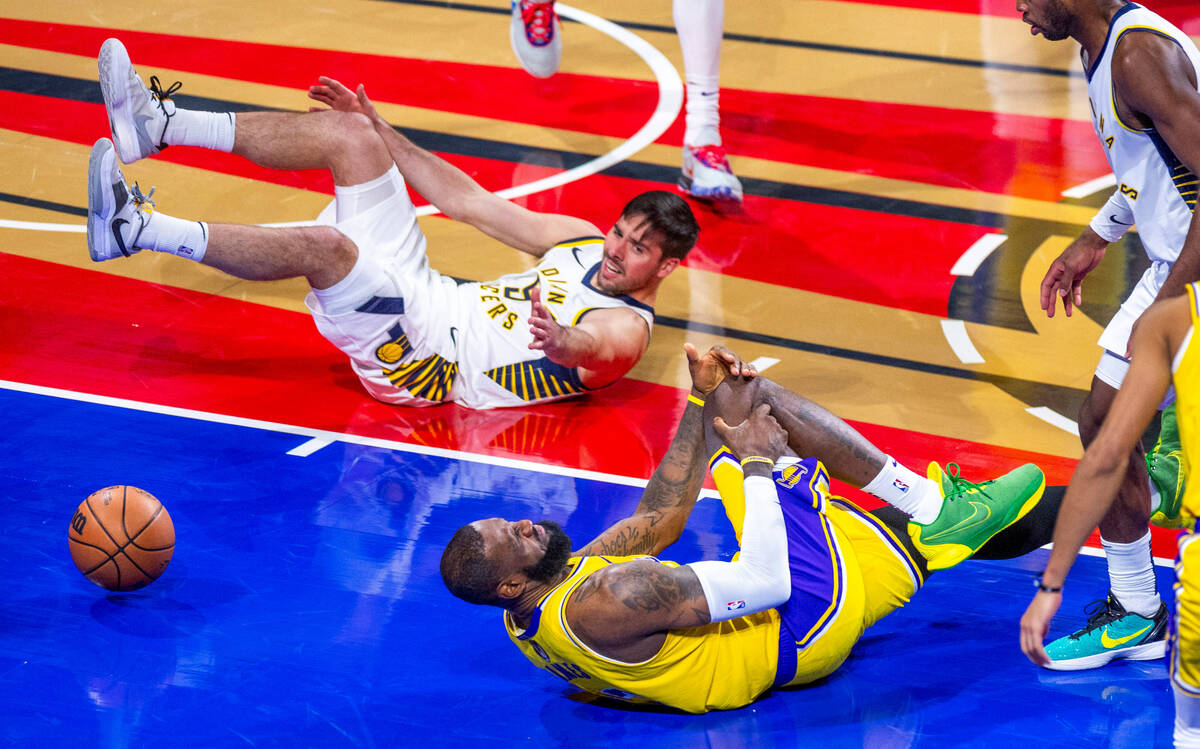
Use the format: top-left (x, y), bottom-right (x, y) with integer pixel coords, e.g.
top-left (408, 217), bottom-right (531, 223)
top-left (597, 214), bottom-right (675, 295)
top-left (475, 518), bottom-right (572, 582)
top-left (1017, 0), bottom-right (1073, 41)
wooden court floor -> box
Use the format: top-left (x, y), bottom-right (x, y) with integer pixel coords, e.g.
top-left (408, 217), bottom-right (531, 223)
top-left (0, 0), bottom-right (1197, 745)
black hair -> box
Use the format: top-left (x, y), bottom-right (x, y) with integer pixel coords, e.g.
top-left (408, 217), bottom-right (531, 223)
top-left (619, 191), bottom-right (700, 260)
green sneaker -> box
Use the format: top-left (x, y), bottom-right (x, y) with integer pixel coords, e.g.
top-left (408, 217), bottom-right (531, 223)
top-left (1148, 403), bottom-right (1185, 529)
top-left (907, 462), bottom-right (1045, 571)
top-left (1043, 592), bottom-right (1167, 670)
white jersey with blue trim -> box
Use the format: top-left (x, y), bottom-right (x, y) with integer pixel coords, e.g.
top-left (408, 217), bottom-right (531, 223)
top-left (1086, 2), bottom-right (1200, 264)
top-left (448, 237), bottom-right (655, 409)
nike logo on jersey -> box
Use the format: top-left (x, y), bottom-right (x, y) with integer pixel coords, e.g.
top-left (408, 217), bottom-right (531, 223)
top-left (449, 327), bottom-right (460, 349)
top-left (111, 218), bottom-right (131, 257)
top-left (1109, 214), bottom-right (1131, 226)
top-left (924, 501), bottom-right (991, 541)
top-left (1099, 623), bottom-right (1152, 649)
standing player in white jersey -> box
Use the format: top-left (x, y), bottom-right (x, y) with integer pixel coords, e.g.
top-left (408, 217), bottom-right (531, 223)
top-left (509, 0), bottom-right (743, 202)
top-left (85, 39), bottom-right (700, 410)
top-left (1018, 0), bottom-right (1200, 669)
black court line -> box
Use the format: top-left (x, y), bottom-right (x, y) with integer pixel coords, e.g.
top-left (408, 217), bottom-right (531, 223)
top-left (0, 179), bottom-right (1088, 408)
top-left (380, 0), bottom-right (1080, 78)
top-left (0, 67), bottom-right (1088, 234)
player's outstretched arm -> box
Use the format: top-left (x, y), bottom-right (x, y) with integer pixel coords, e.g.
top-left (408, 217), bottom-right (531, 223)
top-left (1019, 298), bottom-right (1180, 665)
top-left (307, 77), bottom-right (597, 256)
top-left (573, 344), bottom-right (756, 557)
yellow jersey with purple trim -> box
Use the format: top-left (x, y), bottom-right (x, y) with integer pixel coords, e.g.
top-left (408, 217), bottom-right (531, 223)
top-left (1175, 283), bottom-right (1200, 526)
top-left (452, 237), bottom-right (654, 409)
top-left (1085, 3), bottom-right (1200, 264)
top-left (504, 554), bottom-right (782, 713)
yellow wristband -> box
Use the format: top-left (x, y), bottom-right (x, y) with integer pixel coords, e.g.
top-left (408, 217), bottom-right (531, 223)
top-left (740, 456), bottom-right (774, 468)
top-left (687, 393), bottom-right (706, 408)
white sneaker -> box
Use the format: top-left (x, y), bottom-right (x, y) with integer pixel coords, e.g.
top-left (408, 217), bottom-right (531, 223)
top-left (87, 138), bottom-right (154, 262)
top-left (510, 0), bottom-right (561, 79)
top-left (680, 143), bottom-right (744, 203)
top-left (98, 37), bottom-right (181, 164)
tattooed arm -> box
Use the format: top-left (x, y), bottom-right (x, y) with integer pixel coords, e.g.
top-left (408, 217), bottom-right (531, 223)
top-left (566, 405), bottom-right (791, 662)
top-left (572, 344), bottom-right (756, 558)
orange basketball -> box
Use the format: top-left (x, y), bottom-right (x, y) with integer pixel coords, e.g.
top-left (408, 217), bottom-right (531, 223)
top-left (68, 485), bottom-right (175, 591)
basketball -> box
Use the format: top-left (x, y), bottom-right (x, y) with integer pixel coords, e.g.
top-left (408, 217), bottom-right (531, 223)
top-left (68, 486), bottom-right (175, 591)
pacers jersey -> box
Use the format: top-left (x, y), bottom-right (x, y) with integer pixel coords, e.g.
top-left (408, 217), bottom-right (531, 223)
top-left (1174, 283), bottom-right (1200, 525)
top-left (451, 237), bottom-right (654, 409)
top-left (1086, 3), bottom-right (1200, 264)
top-left (505, 554), bottom-right (782, 713)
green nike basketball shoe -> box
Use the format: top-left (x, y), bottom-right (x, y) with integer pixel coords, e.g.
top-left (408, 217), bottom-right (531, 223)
top-left (1148, 403), bottom-right (1185, 529)
top-left (1043, 592), bottom-right (1168, 670)
top-left (908, 462), bottom-right (1045, 571)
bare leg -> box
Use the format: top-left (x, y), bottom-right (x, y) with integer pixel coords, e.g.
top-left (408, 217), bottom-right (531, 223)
top-left (202, 224), bottom-right (357, 290)
top-left (1080, 378), bottom-right (1152, 541)
top-left (706, 377), bottom-right (885, 487)
top-left (233, 110), bottom-right (393, 187)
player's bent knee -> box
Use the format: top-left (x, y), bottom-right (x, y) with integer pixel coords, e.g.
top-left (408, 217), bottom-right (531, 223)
top-left (304, 226), bottom-right (360, 290)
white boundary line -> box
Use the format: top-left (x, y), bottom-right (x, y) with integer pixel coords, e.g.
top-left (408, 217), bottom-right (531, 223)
top-left (0, 378), bottom-right (649, 488)
top-left (1026, 406), bottom-right (1080, 436)
top-left (950, 233), bottom-right (1006, 276)
top-left (1062, 173), bottom-right (1116, 199)
top-left (749, 356), bottom-right (780, 372)
top-left (941, 319), bottom-right (985, 364)
top-left (4, 379), bottom-right (1179, 564)
top-left (0, 6), bottom-right (681, 234)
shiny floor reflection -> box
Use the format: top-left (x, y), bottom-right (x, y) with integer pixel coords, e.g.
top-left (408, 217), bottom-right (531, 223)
top-left (0, 388), bottom-right (1174, 748)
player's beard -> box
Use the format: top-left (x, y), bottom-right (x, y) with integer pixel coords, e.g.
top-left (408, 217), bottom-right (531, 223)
top-left (1037, 0), bottom-right (1072, 41)
top-left (523, 520), bottom-right (572, 583)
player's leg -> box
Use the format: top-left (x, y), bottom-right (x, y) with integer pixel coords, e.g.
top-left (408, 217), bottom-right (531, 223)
top-left (509, 0), bottom-right (561, 79)
top-left (1173, 532), bottom-right (1200, 748)
top-left (673, 0), bottom-right (742, 202)
top-left (99, 38), bottom-right (392, 186)
top-left (705, 376), bottom-right (1044, 570)
top-left (1042, 372), bottom-right (1166, 669)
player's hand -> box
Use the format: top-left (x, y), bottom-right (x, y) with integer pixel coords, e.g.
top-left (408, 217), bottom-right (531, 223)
top-left (712, 403), bottom-right (787, 464)
top-left (307, 78), bottom-right (381, 123)
top-left (528, 285), bottom-right (569, 355)
top-left (683, 343), bottom-right (756, 396)
top-left (1019, 589), bottom-right (1062, 667)
top-left (1040, 233), bottom-right (1107, 318)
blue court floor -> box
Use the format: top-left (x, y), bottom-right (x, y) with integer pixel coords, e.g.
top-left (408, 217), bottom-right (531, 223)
top-left (0, 385), bottom-right (1177, 748)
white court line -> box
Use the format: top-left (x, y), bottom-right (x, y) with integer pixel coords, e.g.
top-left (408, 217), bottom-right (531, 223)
top-left (749, 357), bottom-right (780, 372)
top-left (287, 437), bottom-right (334, 457)
top-left (940, 319), bottom-right (985, 364)
top-left (951, 233), bottom-right (1006, 276)
top-left (1026, 406), bottom-right (1080, 436)
top-left (0, 5), bottom-right (681, 235)
top-left (0, 378), bottom-right (654, 489)
top-left (1062, 173), bottom-right (1116, 199)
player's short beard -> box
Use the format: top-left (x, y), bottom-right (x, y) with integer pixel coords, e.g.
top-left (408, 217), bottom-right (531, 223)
top-left (523, 521), bottom-right (572, 583)
top-left (1039, 0), bottom-right (1073, 41)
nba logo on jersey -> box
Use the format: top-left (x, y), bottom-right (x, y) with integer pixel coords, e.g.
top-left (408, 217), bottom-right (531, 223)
top-left (892, 479), bottom-right (909, 493)
top-left (725, 600), bottom-right (746, 611)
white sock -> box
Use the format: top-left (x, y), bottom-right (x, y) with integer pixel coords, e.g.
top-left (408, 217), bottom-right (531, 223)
top-left (138, 211), bottom-right (209, 262)
top-left (1176, 685), bottom-right (1200, 748)
top-left (164, 109), bottom-right (236, 153)
top-left (674, 0), bottom-right (724, 145)
top-left (1104, 531), bottom-right (1160, 616)
top-left (862, 456), bottom-right (942, 524)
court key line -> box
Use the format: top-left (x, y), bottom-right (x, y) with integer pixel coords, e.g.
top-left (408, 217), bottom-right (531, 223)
top-left (0, 4), bottom-right (682, 235)
top-left (941, 231), bottom-right (1082, 435)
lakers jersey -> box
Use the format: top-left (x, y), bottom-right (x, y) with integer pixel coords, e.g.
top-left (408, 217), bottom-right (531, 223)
top-left (1175, 284), bottom-right (1200, 525)
top-left (1086, 3), bottom-right (1200, 264)
top-left (505, 554), bottom-right (782, 713)
top-left (451, 237), bottom-right (655, 409)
